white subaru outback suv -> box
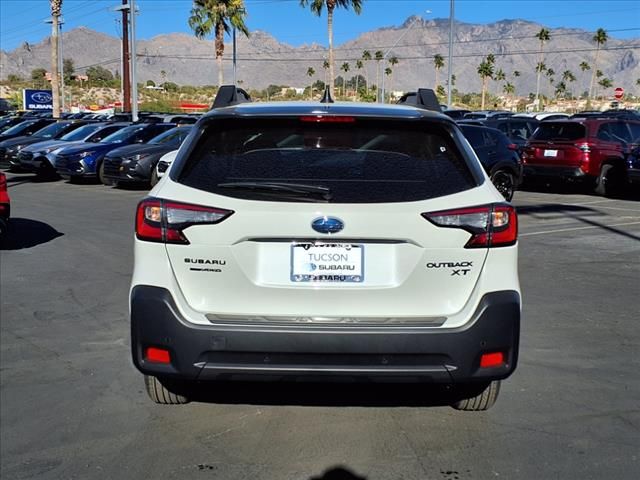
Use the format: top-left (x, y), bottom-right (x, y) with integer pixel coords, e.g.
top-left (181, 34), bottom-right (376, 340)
top-left (131, 88), bottom-right (520, 410)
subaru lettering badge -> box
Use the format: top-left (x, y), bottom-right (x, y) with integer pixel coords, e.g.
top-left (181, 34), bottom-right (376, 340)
top-left (311, 216), bottom-right (344, 234)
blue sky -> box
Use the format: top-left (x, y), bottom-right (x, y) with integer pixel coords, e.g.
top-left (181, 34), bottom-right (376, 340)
top-left (1, 0), bottom-right (639, 51)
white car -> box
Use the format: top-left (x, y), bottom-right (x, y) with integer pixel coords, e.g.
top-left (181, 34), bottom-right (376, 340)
top-left (151, 149), bottom-right (178, 186)
top-left (131, 91), bottom-right (521, 410)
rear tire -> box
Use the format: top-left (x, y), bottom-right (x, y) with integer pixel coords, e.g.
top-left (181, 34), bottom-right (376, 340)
top-left (595, 163), bottom-right (624, 197)
top-left (490, 170), bottom-right (515, 201)
top-left (451, 380), bottom-right (501, 411)
top-left (144, 375), bottom-right (190, 405)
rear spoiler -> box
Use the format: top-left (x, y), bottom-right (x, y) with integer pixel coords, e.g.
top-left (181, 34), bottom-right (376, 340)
top-left (212, 85), bottom-right (252, 109)
top-left (396, 89), bottom-right (442, 113)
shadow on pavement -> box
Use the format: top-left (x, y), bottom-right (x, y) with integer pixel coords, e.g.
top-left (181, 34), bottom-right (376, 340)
top-left (0, 218), bottom-right (64, 250)
top-left (5, 173), bottom-right (61, 186)
top-left (176, 380), bottom-right (473, 408)
top-left (310, 466), bottom-right (367, 480)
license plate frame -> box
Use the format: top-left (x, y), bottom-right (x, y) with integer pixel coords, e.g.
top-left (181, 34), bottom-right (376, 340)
top-left (290, 242), bottom-right (364, 283)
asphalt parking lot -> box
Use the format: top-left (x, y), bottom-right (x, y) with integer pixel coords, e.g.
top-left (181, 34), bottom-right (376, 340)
top-left (1, 174), bottom-right (639, 480)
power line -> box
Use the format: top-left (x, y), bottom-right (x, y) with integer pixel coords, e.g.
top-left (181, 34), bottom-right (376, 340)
top-left (135, 44), bottom-right (640, 63)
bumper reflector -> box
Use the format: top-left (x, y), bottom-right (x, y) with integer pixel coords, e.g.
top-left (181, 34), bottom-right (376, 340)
top-left (145, 347), bottom-right (171, 364)
top-left (480, 351), bottom-right (505, 368)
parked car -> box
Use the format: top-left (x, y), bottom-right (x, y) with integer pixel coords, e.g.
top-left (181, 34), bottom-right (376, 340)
top-left (442, 109), bottom-right (471, 120)
top-left (131, 87), bottom-right (521, 410)
top-left (153, 150), bottom-right (179, 185)
top-left (521, 118), bottom-right (640, 196)
top-left (0, 120), bottom-right (87, 170)
top-left (464, 110), bottom-right (513, 120)
top-left (102, 126), bottom-right (192, 186)
top-left (459, 124), bottom-right (522, 201)
top-left (482, 117), bottom-right (539, 150)
top-left (0, 172), bottom-right (9, 235)
top-left (0, 117), bottom-right (27, 135)
top-left (514, 112), bottom-right (569, 122)
top-left (624, 144), bottom-right (640, 190)
top-left (0, 118), bottom-right (56, 143)
top-left (54, 123), bottom-right (175, 183)
top-left (18, 122), bottom-right (131, 176)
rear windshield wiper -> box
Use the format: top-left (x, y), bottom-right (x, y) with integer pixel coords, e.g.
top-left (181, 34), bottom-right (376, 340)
top-left (217, 181), bottom-right (333, 201)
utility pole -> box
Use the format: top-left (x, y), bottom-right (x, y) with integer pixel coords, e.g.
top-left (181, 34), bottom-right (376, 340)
top-left (129, 0), bottom-right (138, 121)
top-left (121, 0), bottom-right (131, 112)
top-left (49, 1), bottom-right (62, 117)
top-left (59, 20), bottom-right (65, 112)
top-left (446, 0), bottom-right (455, 107)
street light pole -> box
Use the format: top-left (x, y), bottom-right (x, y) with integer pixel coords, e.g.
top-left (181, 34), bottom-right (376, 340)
top-left (380, 11), bottom-right (430, 103)
top-left (59, 19), bottom-right (66, 112)
top-left (446, 0), bottom-right (455, 107)
top-left (233, 26), bottom-right (237, 85)
top-left (130, 0), bottom-right (138, 121)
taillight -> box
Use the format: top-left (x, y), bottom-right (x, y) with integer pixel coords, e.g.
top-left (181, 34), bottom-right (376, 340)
top-left (136, 197), bottom-right (233, 244)
top-left (422, 204), bottom-right (517, 248)
top-left (0, 173), bottom-right (6, 192)
top-left (507, 143), bottom-right (518, 151)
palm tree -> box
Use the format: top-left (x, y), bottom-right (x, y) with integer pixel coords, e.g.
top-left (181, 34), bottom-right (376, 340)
top-left (361, 50), bottom-right (371, 95)
top-left (477, 57), bottom-right (494, 110)
top-left (555, 81), bottom-right (567, 99)
top-left (384, 67), bottom-right (392, 100)
top-left (307, 67), bottom-right (316, 99)
top-left (374, 50), bottom-right (383, 100)
top-left (300, 0), bottom-right (363, 98)
top-left (534, 28), bottom-right (550, 110)
top-left (546, 68), bottom-right (555, 96)
top-left (598, 77), bottom-right (613, 100)
top-left (354, 59), bottom-right (364, 100)
top-left (494, 68), bottom-right (505, 96)
top-left (503, 82), bottom-right (515, 105)
top-left (433, 54), bottom-right (445, 90)
top-left (561, 70), bottom-right (576, 99)
top-left (322, 59), bottom-right (330, 85)
top-left (387, 56), bottom-right (398, 97)
top-left (589, 28), bottom-right (608, 99)
top-left (340, 62), bottom-right (350, 97)
top-left (189, 0), bottom-right (249, 87)
top-left (50, 0), bottom-right (62, 116)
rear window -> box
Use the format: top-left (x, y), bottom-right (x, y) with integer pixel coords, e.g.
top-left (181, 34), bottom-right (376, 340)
top-left (178, 118), bottom-right (478, 203)
top-left (531, 122), bottom-right (586, 141)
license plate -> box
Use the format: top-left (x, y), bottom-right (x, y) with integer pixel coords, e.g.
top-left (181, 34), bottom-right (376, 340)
top-left (544, 149), bottom-right (558, 157)
top-left (291, 243), bottom-right (364, 282)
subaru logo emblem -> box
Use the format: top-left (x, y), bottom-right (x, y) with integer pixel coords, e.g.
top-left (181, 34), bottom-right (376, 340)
top-left (311, 216), bottom-right (344, 234)
top-left (32, 92), bottom-right (52, 103)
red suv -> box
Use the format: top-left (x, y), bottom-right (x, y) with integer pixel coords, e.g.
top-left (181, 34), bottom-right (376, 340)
top-left (522, 118), bottom-right (640, 196)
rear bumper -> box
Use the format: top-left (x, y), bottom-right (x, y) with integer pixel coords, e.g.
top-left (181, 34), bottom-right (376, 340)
top-left (523, 164), bottom-right (589, 180)
top-left (131, 286), bottom-right (520, 383)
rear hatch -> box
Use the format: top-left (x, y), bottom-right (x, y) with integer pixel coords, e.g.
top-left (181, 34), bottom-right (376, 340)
top-left (155, 115), bottom-right (503, 323)
top-left (524, 121), bottom-right (587, 167)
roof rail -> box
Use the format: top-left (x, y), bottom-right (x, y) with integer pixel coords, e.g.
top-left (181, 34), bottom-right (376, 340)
top-left (211, 85), bottom-right (252, 109)
top-left (396, 89), bottom-right (442, 113)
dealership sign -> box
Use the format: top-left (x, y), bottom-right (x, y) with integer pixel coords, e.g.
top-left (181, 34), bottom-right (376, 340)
top-left (22, 89), bottom-right (53, 111)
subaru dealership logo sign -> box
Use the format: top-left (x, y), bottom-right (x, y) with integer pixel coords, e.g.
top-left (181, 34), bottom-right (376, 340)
top-left (23, 89), bottom-right (53, 111)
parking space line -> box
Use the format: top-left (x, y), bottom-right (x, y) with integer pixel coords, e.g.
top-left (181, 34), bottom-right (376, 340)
top-left (520, 221), bottom-right (640, 237)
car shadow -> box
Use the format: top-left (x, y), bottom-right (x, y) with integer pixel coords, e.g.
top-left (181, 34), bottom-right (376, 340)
top-left (175, 379), bottom-right (474, 408)
top-left (0, 218), bottom-right (64, 250)
top-left (5, 173), bottom-right (61, 185)
top-left (309, 466), bottom-right (367, 480)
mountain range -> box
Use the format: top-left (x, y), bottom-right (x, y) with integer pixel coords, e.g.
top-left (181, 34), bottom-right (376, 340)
top-left (1, 17), bottom-right (639, 95)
